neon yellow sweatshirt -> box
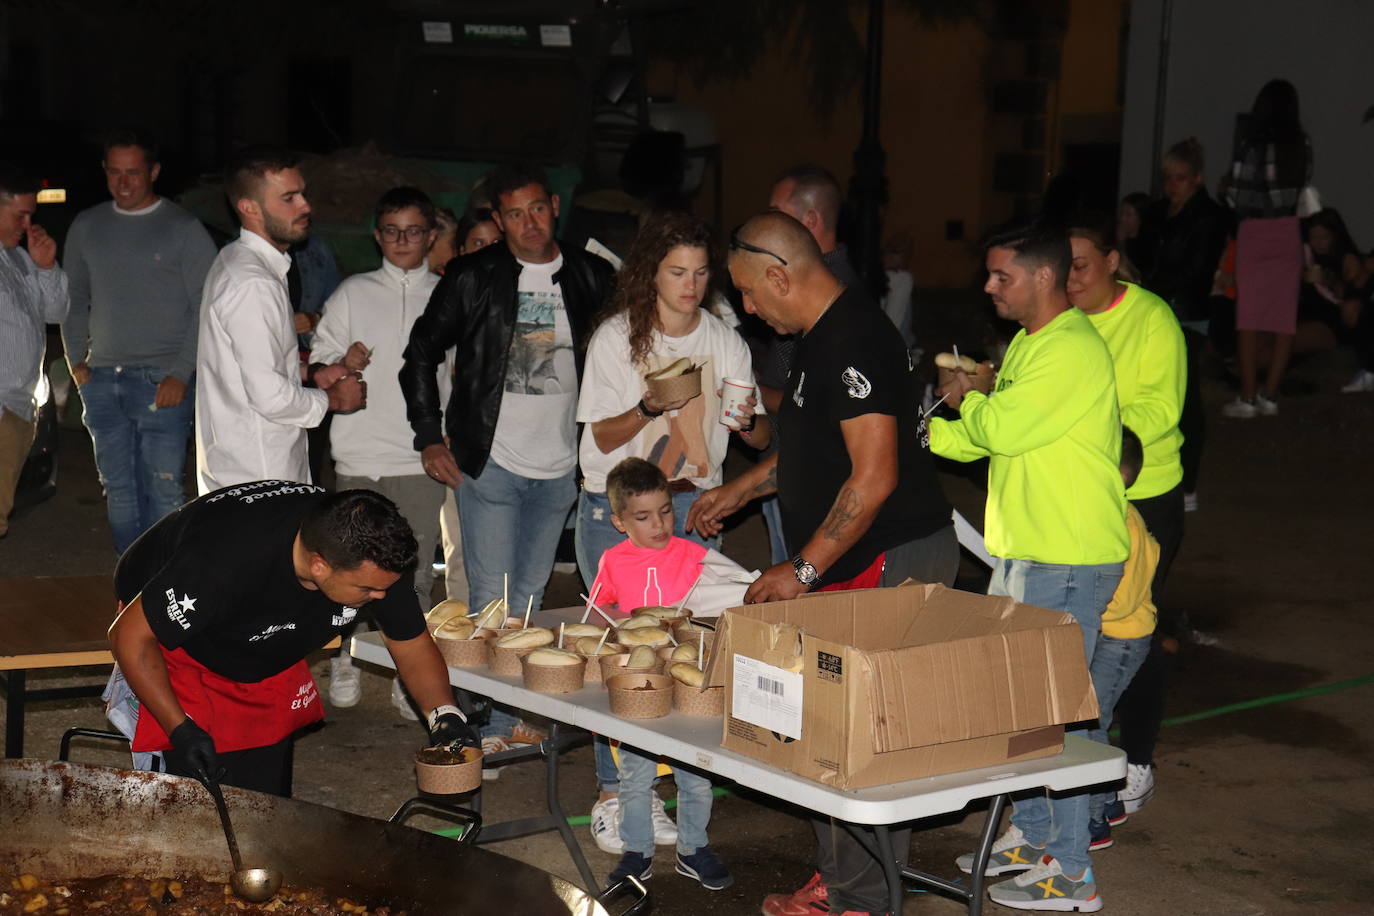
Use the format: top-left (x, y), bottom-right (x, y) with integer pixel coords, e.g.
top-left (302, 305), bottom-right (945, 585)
top-left (1084, 282), bottom-right (1186, 500)
top-left (930, 307), bottom-right (1128, 565)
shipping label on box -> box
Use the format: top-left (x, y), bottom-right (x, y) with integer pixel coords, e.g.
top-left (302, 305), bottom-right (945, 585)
top-left (730, 654), bottom-right (804, 740)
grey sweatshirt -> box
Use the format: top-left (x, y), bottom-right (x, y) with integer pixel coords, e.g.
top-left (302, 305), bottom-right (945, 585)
top-left (60, 199), bottom-right (217, 382)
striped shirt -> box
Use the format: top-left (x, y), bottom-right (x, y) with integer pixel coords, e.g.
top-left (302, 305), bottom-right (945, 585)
top-left (0, 245), bottom-right (69, 420)
top-left (1227, 138), bottom-right (1311, 220)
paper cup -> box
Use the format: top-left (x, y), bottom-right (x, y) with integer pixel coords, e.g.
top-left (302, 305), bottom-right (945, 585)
top-left (435, 634), bottom-right (490, 668)
top-left (521, 656), bottom-right (587, 693)
top-left (606, 673), bottom-right (674, 718)
top-left (415, 745), bottom-right (483, 795)
top-left (578, 644), bottom-right (624, 683)
top-left (645, 368), bottom-right (702, 404)
top-left (599, 652), bottom-right (661, 685)
top-left (719, 377), bottom-right (754, 429)
top-left (673, 680), bottom-right (724, 716)
top-left (488, 638), bottom-right (539, 676)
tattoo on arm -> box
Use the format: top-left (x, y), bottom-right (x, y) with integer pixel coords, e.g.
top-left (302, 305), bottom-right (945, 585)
top-left (821, 487), bottom-right (864, 541)
top-left (750, 465), bottom-right (778, 497)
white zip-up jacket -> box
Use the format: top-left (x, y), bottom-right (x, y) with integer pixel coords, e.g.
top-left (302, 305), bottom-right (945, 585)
top-left (310, 260), bottom-right (447, 479)
top-left (195, 229), bottom-right (327, 495)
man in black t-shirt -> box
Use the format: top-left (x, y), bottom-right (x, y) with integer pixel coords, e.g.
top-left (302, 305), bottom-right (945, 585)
top-left (686, 212), bottom-right (957, 916)
top-left (108, 481), bottom-right (473, 795)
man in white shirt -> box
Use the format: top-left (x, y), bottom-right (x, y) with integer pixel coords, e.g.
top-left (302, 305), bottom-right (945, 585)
top-left (0, 162), bottom-right (68, 538)
top-left (310, 186), bottom-right (447, 713)
top-left (194, 146), bottom-right (364, 494)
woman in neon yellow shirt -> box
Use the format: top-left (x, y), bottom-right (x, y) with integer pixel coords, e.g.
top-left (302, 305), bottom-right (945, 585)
top-left (1066, 216), bottom-right (1186, 826)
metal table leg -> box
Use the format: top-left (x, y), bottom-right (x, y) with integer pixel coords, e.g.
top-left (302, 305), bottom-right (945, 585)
top-left (543, 723), bottom-right (599, 893)
top-left (3, 669), bottom-right (26, 758)
top-left (965, 793), bottom-right (1008, 916)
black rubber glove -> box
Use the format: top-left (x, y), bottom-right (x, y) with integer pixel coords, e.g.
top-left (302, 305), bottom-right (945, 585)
top-left (427, 706), bottom-right (479, 750)
top-left (169, 718), bottom-right (223, 785)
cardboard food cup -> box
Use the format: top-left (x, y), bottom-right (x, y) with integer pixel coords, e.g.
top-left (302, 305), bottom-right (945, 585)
top-left (632, 605), bottom-right (693, 622)
top-left (719, 377), bottom-right (755, 429)
top-left (672, 620), bottom-right (715, 655)
top-left (435, 634), bottom-right (490, 668)
top-left (606, 673), bottom-right (674, 718)
top-left (578, 644), bottom-right (624, 683)
top-left (414, 745), bottom-right (483, 795)
top-left (488, 639), bottom-right (539, 676)
top-left (673, 680), bottom-right (724, 717)
top-left (521, 656), bottom-right (587, 693)
top-left (645, 368), bottom-right (702, 404)
top-left (599, 652), bottom-right (661, 685)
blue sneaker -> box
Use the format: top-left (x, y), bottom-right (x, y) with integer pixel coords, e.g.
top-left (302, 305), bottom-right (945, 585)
top-left (1103, 798), bottom-right (1128, 827)
top-left (1088, 818), bottom-right (1113, 851)
top-left (675, 846), bottom-right (734, 891)
top-left (609, 851), bottom-right (653, 885)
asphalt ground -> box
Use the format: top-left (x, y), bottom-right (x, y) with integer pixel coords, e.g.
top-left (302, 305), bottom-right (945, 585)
top-left (2, 347), bottom-right (1372, 915)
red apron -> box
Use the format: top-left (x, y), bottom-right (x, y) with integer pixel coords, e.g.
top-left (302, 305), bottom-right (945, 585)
top-left (818, 552), bottom-right (885, 592)
top-left (132, 646), bottom-right (324, 754)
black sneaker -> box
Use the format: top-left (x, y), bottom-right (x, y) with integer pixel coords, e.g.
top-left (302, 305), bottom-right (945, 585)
top-left (1088, 818), bottom-right (1113, 851)
top-left (675, 846), bottom-right (734, 891)
top-left (1103, 798), bottom-right (1128, 827)
top-left (609, 851), bottom-right (653, 885)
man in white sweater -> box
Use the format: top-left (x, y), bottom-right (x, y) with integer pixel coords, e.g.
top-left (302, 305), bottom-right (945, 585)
top-left (195, 146), bottom-right (364, 494)
top-left (310, 187), bottom-right (448, 713)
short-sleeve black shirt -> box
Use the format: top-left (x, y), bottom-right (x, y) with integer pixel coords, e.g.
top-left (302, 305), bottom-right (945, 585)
top-left (777, 288), bottom-right (951, 584)
top-left (114, 481), bottom-right (425, 683)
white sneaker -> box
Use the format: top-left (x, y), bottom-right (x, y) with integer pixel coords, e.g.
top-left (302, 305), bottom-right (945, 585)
top-left (955, 824), bottom-right (1044, 876)
top-left (590, 797), bottom-right (625, 854)
top-left (480, 736), bottom-right (509, 781)
top-left (1120, 762), bottom-right (1155, 814)
top-left (1341, 369), bottom-right (1374, 393)
top-left (1221, 397), bottom-right (1257, 419)
top-left (328, 654), bottom-right (361, 708)
top-left (650, 793), bottom-right (678, 846)
top-left (1183, 491), bottom-right (1198, 513)
top-left (391, 678), bottom-right (419, 721)
top-left (1255, 393), bottom-right (1279, 415)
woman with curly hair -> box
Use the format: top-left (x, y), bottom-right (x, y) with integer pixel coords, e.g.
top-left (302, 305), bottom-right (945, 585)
top-left (574, 211), bottom-right (770, 587)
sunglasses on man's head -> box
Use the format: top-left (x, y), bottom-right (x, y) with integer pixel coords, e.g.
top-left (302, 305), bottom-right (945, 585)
top-left (729, 229), bottom-right (788, 266)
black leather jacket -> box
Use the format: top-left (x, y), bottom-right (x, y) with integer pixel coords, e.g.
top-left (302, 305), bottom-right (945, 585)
top-left (400, 242), bottom-right (616, 478)
top-left (1142, 190), bottom-right (1230, 322)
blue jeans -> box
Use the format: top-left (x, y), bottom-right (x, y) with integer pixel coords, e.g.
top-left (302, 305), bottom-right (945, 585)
top-left (760, 495), bottom-right (789, 565)
top-left (988, 557), bottom-right (1124, 877)
top-left (1086, 633), bottom-right (1152, 821)
top-left (459, 461), bottom-right (576, 738)
top-left (574, 488), bottom-right (717, 592)
top-left (618, 746), bottom-right (714, 856)
top-left (81, 366), bottom-right (194, 555)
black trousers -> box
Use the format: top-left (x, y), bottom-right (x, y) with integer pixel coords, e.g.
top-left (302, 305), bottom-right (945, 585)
top-left (164, 738), bottom-right (294, 797)
top-left (1114, 484), bottom-right (1186, 767)
top-left (1178, 329), bottom-right (1207, 494)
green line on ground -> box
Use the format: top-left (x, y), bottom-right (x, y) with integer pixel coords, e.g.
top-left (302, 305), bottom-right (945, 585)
top-left (432, 674), bottom-right (1374, 837)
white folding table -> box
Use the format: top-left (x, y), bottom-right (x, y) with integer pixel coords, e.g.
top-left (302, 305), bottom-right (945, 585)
top-left (352, 625), bottom-right (1123, 915)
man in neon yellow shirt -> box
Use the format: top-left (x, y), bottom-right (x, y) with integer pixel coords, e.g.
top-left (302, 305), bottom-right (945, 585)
top-left (933, 222), bottom-right (1126, 913)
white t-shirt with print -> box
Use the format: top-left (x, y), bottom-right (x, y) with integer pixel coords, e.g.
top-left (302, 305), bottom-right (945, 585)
top-left (577, 309), bottom-right (760, 493)
top-left (488, 255), bottom-right (579, 479)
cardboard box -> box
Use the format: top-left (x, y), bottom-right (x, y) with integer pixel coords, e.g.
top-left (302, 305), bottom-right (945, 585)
top-left (706, 581), bottom-right (1098, 789)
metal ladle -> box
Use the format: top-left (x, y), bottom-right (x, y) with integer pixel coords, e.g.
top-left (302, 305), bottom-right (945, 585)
top-left (204, 776), bottom-right (283, 902)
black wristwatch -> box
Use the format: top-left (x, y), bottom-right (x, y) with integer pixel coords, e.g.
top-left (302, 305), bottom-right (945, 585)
top-left (637, 398), bottom-right (664, 419)
top-left (791, 554), bottom-right (820, 589)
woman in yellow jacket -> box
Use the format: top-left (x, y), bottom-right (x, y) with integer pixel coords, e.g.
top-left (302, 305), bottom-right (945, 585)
top-left (1066, 215), bottom-right (1185, 825)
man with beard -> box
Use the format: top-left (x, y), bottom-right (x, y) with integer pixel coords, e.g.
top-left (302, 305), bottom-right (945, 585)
top-left (195, 147), bottom-right (364, 494)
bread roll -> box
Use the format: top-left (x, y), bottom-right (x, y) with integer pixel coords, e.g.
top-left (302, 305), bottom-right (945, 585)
top-left (426, 598), bottom-right (470, 627)
top-left (633, 605), bottom-right (689, 621)
top-left (495, 627), bottom-right (554, 649)
top-left (627, 645), bottom-right (659, 668)
top-left (669, 663), bottom-right (705, 687)
top-left (562, 623), bottom-right (606, 640)
top-left (646, 357), bottom-right (692, 380)
top-left (575, 636), bottom-right (620, 656)
top-left (618, 615), bottom-right (665, 631)
top-left (526, 647), bottom-right (583, 667)
top-left (617, 626), bottom-right (672, 647)
top-left (433, 615), bottom-right (476, 640)
top-left (935, 352), bottom-right (979, 373)
top-left (669, 643), bottom-right (698, 662)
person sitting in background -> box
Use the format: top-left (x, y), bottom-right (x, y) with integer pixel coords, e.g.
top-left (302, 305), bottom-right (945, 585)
top-left (596, 458), bottom-right (732, 891)
top-left (1117, 191), bottom-right (1152, 277)
top-left (310, 187), bottom-right (446, 718)
top-left (1295, 209), bottom-right (1374, 393)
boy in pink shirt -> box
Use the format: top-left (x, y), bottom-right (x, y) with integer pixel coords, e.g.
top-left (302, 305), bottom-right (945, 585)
top-left (597, 458), bottom-right (732, 891)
